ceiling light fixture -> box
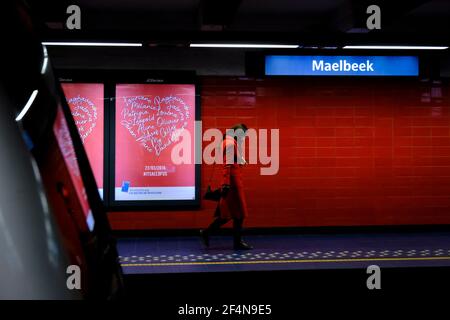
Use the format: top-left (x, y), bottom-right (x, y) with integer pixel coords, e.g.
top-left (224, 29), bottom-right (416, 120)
top-left (190, 43), bottom-right (299, 49)
top-left (42, 42), bottom-right (143, 47)
top-left (343, 45), bottom-right (448, 50)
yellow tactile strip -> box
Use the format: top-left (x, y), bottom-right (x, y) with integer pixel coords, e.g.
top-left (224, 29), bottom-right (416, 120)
top-left (119, 249), bottom-right (450, 267)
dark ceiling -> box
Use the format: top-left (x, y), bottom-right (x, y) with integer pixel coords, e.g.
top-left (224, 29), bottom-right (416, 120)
top-left (25, 0), bottom-right (450, 46)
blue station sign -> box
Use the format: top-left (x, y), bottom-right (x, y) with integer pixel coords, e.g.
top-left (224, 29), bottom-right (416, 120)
top-left (265, 55), bottom-right (419, 76)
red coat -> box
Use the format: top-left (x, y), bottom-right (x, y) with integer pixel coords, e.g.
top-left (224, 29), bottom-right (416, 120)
top-left (218, 136), bottom-right (248, 220)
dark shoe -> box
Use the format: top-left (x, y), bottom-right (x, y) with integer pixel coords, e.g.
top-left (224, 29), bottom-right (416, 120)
top-left (200, 230), bottom-right (210, 248)
top-left (234, 241), bottom-right (253, 250)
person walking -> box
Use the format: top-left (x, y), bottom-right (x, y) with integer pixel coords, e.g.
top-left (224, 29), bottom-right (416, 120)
top-left (200, 123), bottom-right (252, 250)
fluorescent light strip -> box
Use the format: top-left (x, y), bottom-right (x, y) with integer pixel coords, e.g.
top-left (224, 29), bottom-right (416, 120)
top-left (42, 42), bottom-right (142, 47)
top-left (40, 45), bottom-right (48, 74)
top-left (190, 43), bottom-right (299, 48)
top-left (16, 90), bottom-right (38, 122)
top-left (343, 45), bottom-right (448, 50)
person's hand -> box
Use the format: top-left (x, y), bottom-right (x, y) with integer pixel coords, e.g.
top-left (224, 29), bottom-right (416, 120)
top-left (221, 184), bottom-right (231, 197)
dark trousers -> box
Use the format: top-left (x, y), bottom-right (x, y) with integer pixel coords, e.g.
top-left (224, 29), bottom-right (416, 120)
top-left (205, 215), bottom-right (244, 245)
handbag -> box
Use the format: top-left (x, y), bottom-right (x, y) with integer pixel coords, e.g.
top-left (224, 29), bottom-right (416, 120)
top-left (204, 185), bottom-right (222, 202)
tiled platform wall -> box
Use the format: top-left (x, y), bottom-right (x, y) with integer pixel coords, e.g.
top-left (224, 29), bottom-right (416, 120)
top-left (109, 77), bottom-right (450, 229)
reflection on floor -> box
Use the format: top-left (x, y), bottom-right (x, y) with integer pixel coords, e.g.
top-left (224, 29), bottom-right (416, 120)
top-left (117, 232), bottom-right (450, 274)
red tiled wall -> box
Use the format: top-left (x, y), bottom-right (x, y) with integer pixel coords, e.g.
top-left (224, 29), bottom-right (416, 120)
top-left (109, 77), bottom-right (450, 230)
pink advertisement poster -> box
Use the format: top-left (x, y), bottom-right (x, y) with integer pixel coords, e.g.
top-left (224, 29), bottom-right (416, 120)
top-left (62, 83), bottom-right (104, 198)
top-left (115, 84), bottom-right (196, 201)
top-left (53, 106), bottom-right (94, 231)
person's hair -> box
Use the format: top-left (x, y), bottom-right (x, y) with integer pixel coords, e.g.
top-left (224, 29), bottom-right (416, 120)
top-left (230, 123), bottom-right (248, 133)
top-left (223, 123), bottom-right (248, 141)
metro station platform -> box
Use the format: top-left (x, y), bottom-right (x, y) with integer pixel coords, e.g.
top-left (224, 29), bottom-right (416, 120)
top-left (117, 231), bottom-right (450, 274)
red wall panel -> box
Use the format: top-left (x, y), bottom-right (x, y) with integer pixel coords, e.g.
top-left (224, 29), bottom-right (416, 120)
top-left (109, 77), bottom-right (450, 230)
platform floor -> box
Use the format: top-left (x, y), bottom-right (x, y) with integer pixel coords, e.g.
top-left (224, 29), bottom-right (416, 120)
top-left (117, 232), bottom-right (450, 274)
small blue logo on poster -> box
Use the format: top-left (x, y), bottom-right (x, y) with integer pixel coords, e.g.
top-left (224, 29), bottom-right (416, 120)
top-left (121, 181), bottom-right (130, 193)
